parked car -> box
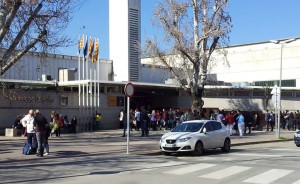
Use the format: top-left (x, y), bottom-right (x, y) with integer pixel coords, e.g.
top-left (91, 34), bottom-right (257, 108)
top-left (294, 130), bottom-right (300, 147)
top-left (159, 120), bottom-right (231, 156)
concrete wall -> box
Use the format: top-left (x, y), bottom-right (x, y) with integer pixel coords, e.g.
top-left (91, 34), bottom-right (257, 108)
top-left (1, 52), bottom-right (113, 82)
top-left (0, 88), bottom-right (124, 134)
top-left (140, 38), bottom-right (300, 87)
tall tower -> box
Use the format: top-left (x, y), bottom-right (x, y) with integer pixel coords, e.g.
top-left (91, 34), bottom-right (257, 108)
top-left (109, 0), bottom-right (141, 82)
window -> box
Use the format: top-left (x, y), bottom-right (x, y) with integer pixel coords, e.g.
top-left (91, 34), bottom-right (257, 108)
top-left (212, 121), bottom-right (222, 131)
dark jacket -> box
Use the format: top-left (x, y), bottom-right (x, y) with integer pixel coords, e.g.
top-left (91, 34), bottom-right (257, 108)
top-left (33, 113), bottom-right (48, 132)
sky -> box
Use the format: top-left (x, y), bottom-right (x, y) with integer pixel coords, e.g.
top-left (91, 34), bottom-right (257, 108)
top-left (59, 0), bottom-right (300, 59)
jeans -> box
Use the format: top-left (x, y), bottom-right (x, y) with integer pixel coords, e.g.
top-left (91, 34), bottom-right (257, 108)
top-left (141, 120), bottom-right (149, 136)
top-left (36, 132), bottom-right (45, 155)
top-left (45, 137), bottom-right (49, 153)
top-left (27, 133), bottom-right (36, 146)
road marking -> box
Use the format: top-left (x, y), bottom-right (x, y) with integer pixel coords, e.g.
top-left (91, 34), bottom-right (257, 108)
top-left (144, 161), bottom-right (186, 169)
top-left (199, 166), bottom-right (252, 179)
top-left (163, 163), bottom-right (215, 175)
top-left (230, 153), bottom-right (282, 157)
top-left (291, 179), bottom-right (300, 184)
top-left (269, 148), bottom-right (300, 152)
top-left (243, 169), bottom-right (293, 184)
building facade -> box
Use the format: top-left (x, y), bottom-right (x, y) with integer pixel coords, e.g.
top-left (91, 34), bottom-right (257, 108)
top-left (109, 0), bottom-right (141, 82)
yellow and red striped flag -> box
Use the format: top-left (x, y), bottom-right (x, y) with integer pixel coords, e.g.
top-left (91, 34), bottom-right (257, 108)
top-left (88, 37), bottom-right (94, 59)
top-left (92, 39), bottom-right (99, 63)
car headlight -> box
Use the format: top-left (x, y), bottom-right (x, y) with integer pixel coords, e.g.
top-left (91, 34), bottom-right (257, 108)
top-left (179, 137), bottom-right (191, 142)
top-left (295, 133), bottom-right (300, 138)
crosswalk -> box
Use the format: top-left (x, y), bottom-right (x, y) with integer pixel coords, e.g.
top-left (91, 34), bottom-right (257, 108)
top-left (144, 162), bottom-right (299, 184)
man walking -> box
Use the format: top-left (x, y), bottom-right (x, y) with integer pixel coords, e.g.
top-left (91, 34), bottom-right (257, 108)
top-left (34, 110), bottom-right (48, 157)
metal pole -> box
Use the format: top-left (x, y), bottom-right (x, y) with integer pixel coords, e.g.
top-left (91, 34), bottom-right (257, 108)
top-left (127, 97), bottom-right (130, 154)
top-left (277, 43), bottom-right (283, 139)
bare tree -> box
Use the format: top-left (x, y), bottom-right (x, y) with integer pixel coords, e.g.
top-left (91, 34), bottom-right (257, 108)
top-left (144, 0), bottom-right (231, 114)
top-left (0, 0), bottom-right (80, 75)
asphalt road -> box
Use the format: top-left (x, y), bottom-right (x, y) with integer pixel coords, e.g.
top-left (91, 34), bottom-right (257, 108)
top-left (1, 139), bottom-right (300, 184)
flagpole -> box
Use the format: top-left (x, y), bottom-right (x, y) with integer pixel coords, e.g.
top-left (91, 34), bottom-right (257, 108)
top-left (77, 34), bottom-right (81, 133)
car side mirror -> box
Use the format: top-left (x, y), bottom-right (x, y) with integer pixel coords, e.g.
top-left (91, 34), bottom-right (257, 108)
top-left (202, 128), bottom-right (207, 134)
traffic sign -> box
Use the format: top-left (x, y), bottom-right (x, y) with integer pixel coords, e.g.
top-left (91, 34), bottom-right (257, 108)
top-left (124, 83), bottom-right (135, 98)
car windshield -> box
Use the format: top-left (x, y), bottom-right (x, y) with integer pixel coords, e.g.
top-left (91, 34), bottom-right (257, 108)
top-left (171, 123), bottom-right (204, 132)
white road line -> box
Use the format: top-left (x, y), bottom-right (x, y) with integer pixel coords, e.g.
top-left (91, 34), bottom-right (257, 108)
top-left (199, 166), bottom-right (252, 179)
top-left (291, 179), bottom-right (300, 184)
top-left (243, 169), bottom-right (294, 184)
top-left (163, 163), bottom-right (216, 175)
top-left (269, 148), bottom-right (300, 152)
top-left (230, 153), bottom-right (282, 157)
top-left (145, 161), bottom-right (186, 169)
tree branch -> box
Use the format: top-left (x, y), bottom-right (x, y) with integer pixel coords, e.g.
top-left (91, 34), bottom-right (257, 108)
top-left (0, 28), bottom-right (47, 75)
top-left (0, 0), bottom-right (22, 43)
top-left (2, 1), bottom-right (43, 62)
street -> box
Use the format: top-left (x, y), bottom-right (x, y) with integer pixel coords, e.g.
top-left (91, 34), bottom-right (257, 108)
top-left (0, 131), bottom-right (299, 184)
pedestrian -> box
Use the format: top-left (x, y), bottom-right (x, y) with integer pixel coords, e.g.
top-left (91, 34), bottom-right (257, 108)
top-left (140, 106), bottom-right (149, 137)
top-left (33, 110), bottom-right (48, 157)
top-left (236, 111), bottom-right (245, 137)
top-left (64, 115), bottom-right (71, 132)
top-left (269, 112), bottom-right (275, 131)
top-left (57, 114), bottom-right (64, 137)
top-left (265, 110), bottom-right (270, 131)
top-left (134, 108), bottom-right (141, 131)
top-left (119, 109), bottom-right (124, 129)
top-left (21, 109), bottom-right (37, 152)
top-left (71, 116), bottom-right (77, 133)
top-left (13, 115), bottom-right (23, 135)
top-left (150, 110), bottom-right (157, 131)
top-left (95, 113), bottom-right (101, 130)
top-left (216, 110), bottom-right (225, 124)
top-left (44, 122), bottom-right (51, 156)
top-left (225, 111), bottom-right (234, 135)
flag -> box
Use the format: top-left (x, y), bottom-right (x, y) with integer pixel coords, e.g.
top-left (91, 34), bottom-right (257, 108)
top-left (92, 39), bottom-right (99, 63)
top-left (78, 35), bottom-right (84, 54)
top-left (88, 37), bottom-right (94, 59)
top-left (83, 39), bottom-right (88, 58)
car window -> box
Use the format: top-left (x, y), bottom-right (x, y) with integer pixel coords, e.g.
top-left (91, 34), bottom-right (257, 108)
top-left (212, 121), bottom-right (222, 131)
top-left (171, 123), bottom-right (204, 132)
top-left (203, 122), bottom-right (213, 132)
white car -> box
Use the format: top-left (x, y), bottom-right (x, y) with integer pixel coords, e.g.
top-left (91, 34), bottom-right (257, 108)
top-left (159, 120), bottom-right (231, 156)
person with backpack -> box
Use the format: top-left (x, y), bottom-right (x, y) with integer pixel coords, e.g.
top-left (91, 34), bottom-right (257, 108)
top-left (21, 109), bottom-right (37, 154)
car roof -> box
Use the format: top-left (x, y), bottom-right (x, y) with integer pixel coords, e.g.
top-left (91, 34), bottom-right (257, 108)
top-left (182, 120), bottom-right (211, 124)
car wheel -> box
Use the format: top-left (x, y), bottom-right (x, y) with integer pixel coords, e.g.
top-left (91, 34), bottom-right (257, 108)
top-left (296, 144), bottom-right (300, 147)
top-left (221, 138), bottom-right (231, 153)
top-left (193, 141), bottom-right (204, 156)
top-left (162, 151), bottom-right (171, 156)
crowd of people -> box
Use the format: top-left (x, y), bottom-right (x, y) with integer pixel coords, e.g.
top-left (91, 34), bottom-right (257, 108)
top-left (13, 109), bottom-right (78, 157)
top-left (118, 107), bottom-right (300, 138)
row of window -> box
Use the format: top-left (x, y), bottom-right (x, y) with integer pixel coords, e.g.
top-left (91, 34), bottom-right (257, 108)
top-left (204, 89), bottom-right (298, 98)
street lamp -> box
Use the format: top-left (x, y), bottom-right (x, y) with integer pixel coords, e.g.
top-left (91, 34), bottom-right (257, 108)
top-left (270, 38), bottom-right (296, 139)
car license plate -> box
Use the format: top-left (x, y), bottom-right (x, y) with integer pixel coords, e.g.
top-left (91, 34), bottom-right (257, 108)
top-left (165, 144), bottom-right (175, 147)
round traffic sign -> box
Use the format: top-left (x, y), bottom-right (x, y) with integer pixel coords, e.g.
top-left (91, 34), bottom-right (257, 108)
top-left (124, 83), bottom-right (135, 98)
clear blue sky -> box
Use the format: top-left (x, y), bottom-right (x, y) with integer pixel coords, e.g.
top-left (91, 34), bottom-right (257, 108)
top-left (59, 0), bottom-right (300, 59)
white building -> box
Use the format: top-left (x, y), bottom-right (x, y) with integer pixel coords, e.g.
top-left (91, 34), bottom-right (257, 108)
top-left (109, 0), bottom-right (141, 82)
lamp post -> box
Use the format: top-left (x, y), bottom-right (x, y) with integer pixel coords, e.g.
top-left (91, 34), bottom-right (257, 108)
top-left (270, 38), bottom-right (296, 138)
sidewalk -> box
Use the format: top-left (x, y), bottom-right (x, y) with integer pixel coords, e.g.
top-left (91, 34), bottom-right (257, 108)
top-left (0, 128), bottom-right (295, 157)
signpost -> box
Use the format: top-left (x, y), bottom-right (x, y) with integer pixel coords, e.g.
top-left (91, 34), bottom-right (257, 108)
top-left (124, 83), bottom-right (135, 154)
top-left (271, 85), bottom-right (280, 138)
